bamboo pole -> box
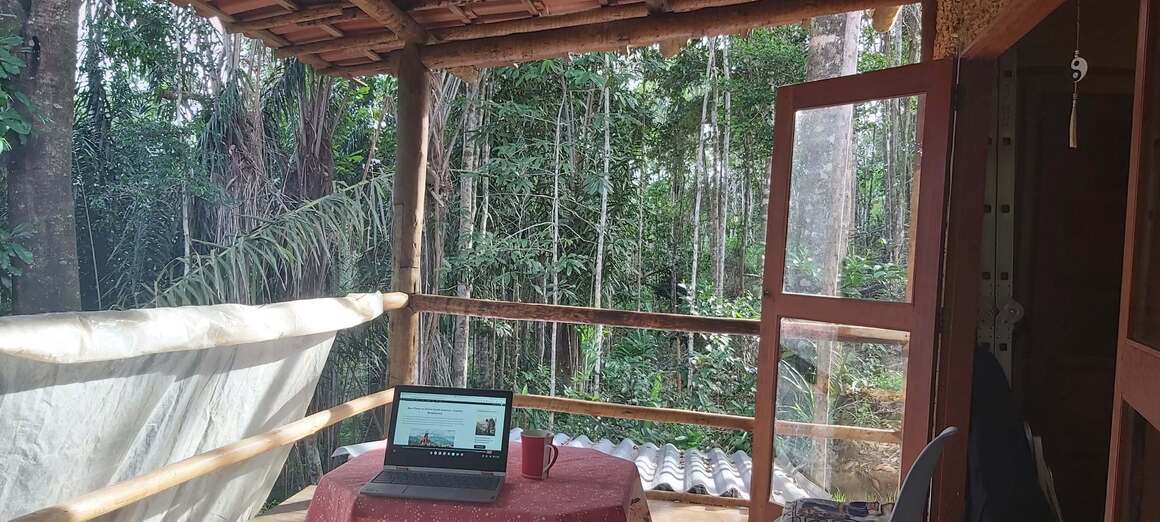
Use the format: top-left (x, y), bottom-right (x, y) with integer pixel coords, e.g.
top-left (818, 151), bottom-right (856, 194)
top-left (411, 294), bottom-right (759, 335)
top-left (514, 393), bottom-right (902, 444)
top-left (382, 291), bottom-right (409, 310)
top-left (386, 46), bottom-right (430, 389)
top-left (331, 0), bottom-right (908, 74)
top-left (409, 294), bottom-right (909, 344)
top-left (515, 393), bottom-right (754, 431)
top-left (12, 389), bottom-right (396, 522)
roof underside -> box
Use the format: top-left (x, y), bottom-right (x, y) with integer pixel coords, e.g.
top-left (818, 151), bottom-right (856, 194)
top-left (172, 0), bottom-right (907, 77)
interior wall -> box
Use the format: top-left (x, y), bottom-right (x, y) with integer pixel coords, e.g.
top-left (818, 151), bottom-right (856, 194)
top-left (1007, 1), bottom-right (1137, 521)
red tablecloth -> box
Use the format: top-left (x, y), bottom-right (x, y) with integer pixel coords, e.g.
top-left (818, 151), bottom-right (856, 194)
top-left (304, 441), bottom-right (652, 522)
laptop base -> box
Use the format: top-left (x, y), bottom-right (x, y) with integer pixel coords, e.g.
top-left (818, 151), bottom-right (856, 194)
top-left (360, 482), bottom-right (500, 503)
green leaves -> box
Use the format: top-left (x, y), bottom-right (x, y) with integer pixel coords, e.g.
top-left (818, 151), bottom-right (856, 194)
top-left (0, 33), bottom-right (31, 153)
top-left (150, 176), bottom-right (392, 307)
top-left (0, 224), bottom-right (35, 290)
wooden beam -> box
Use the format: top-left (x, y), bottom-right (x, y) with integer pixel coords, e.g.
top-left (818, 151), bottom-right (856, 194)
top-left (447, 3), bottom-right (474, 24)
top-left (411, 294), bottom-right (759, 335)
top-left (181, 0), bottom-right (332, 69)
top-left (348, 0), bottom-right (431, 43)
top-left (514, 393), bottom-right (903, 443)
top-left (408, 294), bottom-right (909, 344)
top-left (658, 38), bottom-right (686, 57)
top-left (333, 0), bottom-right (907, 73)
top-left (870, 5), bottom-right (900, 32)
top-left (644, 490), bottom-right (750, 508)
top-left (275, 32), bottom-right (402, 59)
top-left (11, 389), bottom-right (396, 522)
top-left (386, 45), bottom-right (430, 389)
top-left (382, 291), bottom-right (409, 310)
top-left (319, 24), bottom-right (345, 37)
top-left (298, 7), bottom-right (367, 26)
top-left (961, 0), bottom-right (1064, 59)
top-left (515, 394), bottom-right (754, 431)
top-left (232, 3), bottom-right (346, 31)
top-left (303, 3), bottom-right (648, 62)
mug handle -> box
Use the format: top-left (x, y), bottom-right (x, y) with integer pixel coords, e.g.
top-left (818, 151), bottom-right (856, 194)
top-left (544, 444), bottom-right (560, 477)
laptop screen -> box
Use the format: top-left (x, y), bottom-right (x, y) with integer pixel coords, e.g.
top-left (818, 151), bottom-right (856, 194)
top-left (384, 386), bottom-right (513, 473)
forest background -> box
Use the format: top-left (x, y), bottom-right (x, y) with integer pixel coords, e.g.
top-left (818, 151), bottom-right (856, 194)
top-left (0, 0), bottom-right (922, 505)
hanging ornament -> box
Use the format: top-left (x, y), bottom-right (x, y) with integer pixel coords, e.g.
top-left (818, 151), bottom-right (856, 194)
top-left (1070, 0), bottom-right (1087, 149)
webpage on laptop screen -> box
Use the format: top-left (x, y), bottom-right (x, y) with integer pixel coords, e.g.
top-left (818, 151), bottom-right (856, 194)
top-left (392, 392), bottom-right (507, 462)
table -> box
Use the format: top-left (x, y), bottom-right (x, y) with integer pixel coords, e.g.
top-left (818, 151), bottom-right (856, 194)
top-left (304, 441), bottom-right (652, 522)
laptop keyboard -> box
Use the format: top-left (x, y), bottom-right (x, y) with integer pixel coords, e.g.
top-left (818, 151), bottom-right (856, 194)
top-left (371, 470), bottom-right (502, 490)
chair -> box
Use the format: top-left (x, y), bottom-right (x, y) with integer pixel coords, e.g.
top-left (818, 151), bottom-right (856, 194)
top-left (777, 426), bottom-right (960, 522)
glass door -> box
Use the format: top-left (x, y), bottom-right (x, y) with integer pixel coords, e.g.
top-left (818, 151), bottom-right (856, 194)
top-left (750, 59), bottom-right (955, 520)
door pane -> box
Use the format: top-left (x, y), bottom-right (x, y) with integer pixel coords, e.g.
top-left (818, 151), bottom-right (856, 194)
top-left (773, 318), bottom-right (909, 502)
top-left (783, 96), bottom-right (923, 302)
top-left (1129, 13), bottom-right (1160, 349)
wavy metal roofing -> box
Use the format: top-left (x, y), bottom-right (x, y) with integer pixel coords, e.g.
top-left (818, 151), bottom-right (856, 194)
top-left (508, 428), bottom-right (827, 504)
top-left (332, 430), bottom-right (828, 504)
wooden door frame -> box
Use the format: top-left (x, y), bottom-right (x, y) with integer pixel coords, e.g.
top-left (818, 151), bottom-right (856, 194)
top-left (1105, 0), bottom-right (1160, 518)
top-left (926, 1), bottom-right (1068, 521)
top-left (749, 59), bottom-right (955, 521)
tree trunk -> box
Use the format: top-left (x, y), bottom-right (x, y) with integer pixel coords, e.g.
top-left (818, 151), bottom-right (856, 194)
top-left (687, 37), bottom-right (717, 387)
top-left (793, 11), bottom-right (861, 489)
top-left (422, 72), bottom-right (461, 387)
top-left (3, 0), bottom-right (83, 314)
top-left (592, 55), bottom-right (612, 391)
top-left (550, 87), bottom-right (566, 397)
top-left (453, 77), bottom-right (484, 388)
top-left (717, 39), bottom-right (732, 298)
top-left (709, 38), bottom-right (725, 299)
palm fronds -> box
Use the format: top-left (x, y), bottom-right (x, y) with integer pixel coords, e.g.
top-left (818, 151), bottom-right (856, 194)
top-left (149, 175), bottom-right (392, 307)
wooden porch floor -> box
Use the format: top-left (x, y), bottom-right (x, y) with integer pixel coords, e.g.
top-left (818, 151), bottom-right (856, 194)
top-left (254, 486), bottom-right (749, 522)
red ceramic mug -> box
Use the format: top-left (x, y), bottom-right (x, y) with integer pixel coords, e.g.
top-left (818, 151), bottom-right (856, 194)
top-left (520, 429), bottom-right (559, 480)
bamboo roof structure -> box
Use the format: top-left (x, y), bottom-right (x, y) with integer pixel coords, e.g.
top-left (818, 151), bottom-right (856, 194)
top-left (171, 0), bottom-right (910, 76)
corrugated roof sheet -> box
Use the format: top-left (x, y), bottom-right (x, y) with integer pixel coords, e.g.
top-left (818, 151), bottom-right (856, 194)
top-left (333, 430), bottom-right (828, 504)
top-left (508, 428), bottom-right (828, 504)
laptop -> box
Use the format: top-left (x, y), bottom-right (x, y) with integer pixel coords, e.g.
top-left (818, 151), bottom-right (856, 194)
top-left (360, 385), bottom-right (514, 503)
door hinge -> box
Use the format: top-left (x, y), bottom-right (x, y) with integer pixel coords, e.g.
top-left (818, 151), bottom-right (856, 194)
top-left (951, 83), bottom-right (963, 111)
top-left (936, 306), bottom-right (948, 334)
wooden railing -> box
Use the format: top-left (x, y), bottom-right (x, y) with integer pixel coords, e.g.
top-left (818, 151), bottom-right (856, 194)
top-left (16, 291), bottom-right (907, 520)
top-left (411, 294), bottom-right (909, 344)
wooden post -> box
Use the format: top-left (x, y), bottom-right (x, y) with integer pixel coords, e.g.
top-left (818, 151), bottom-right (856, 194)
top-left (387, 44), bottom-right (431, 389)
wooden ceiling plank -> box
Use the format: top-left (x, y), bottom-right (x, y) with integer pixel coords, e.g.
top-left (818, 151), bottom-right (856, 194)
top-left (232, 4), bottom-right (347, 32)
top-left (347, 0), bottom-right (431, 42)
top-left (285, 3), bottom-right (648, 60)
top-left (320, 24), bottom-right (346, 36)
top-left (334, 0), bottom-right (908, 75)
top-left (298, 8), bottom-right (367, 26)
top-left (275, 31), bottom-right (402, 58)
top-left (272, 0), bottom-right (300, 11)
top-left (447, 4), bottom-right (474, 24)
top-left (182, 0), bottom-right (335, 70)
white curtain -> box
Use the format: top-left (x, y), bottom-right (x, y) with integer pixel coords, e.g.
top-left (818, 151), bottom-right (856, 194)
top-left (0, 293), bottom-right (384, 521)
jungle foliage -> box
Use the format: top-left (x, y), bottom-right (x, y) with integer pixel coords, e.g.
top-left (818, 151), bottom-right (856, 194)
top-left (1, 0), bottom-right (922, 504)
